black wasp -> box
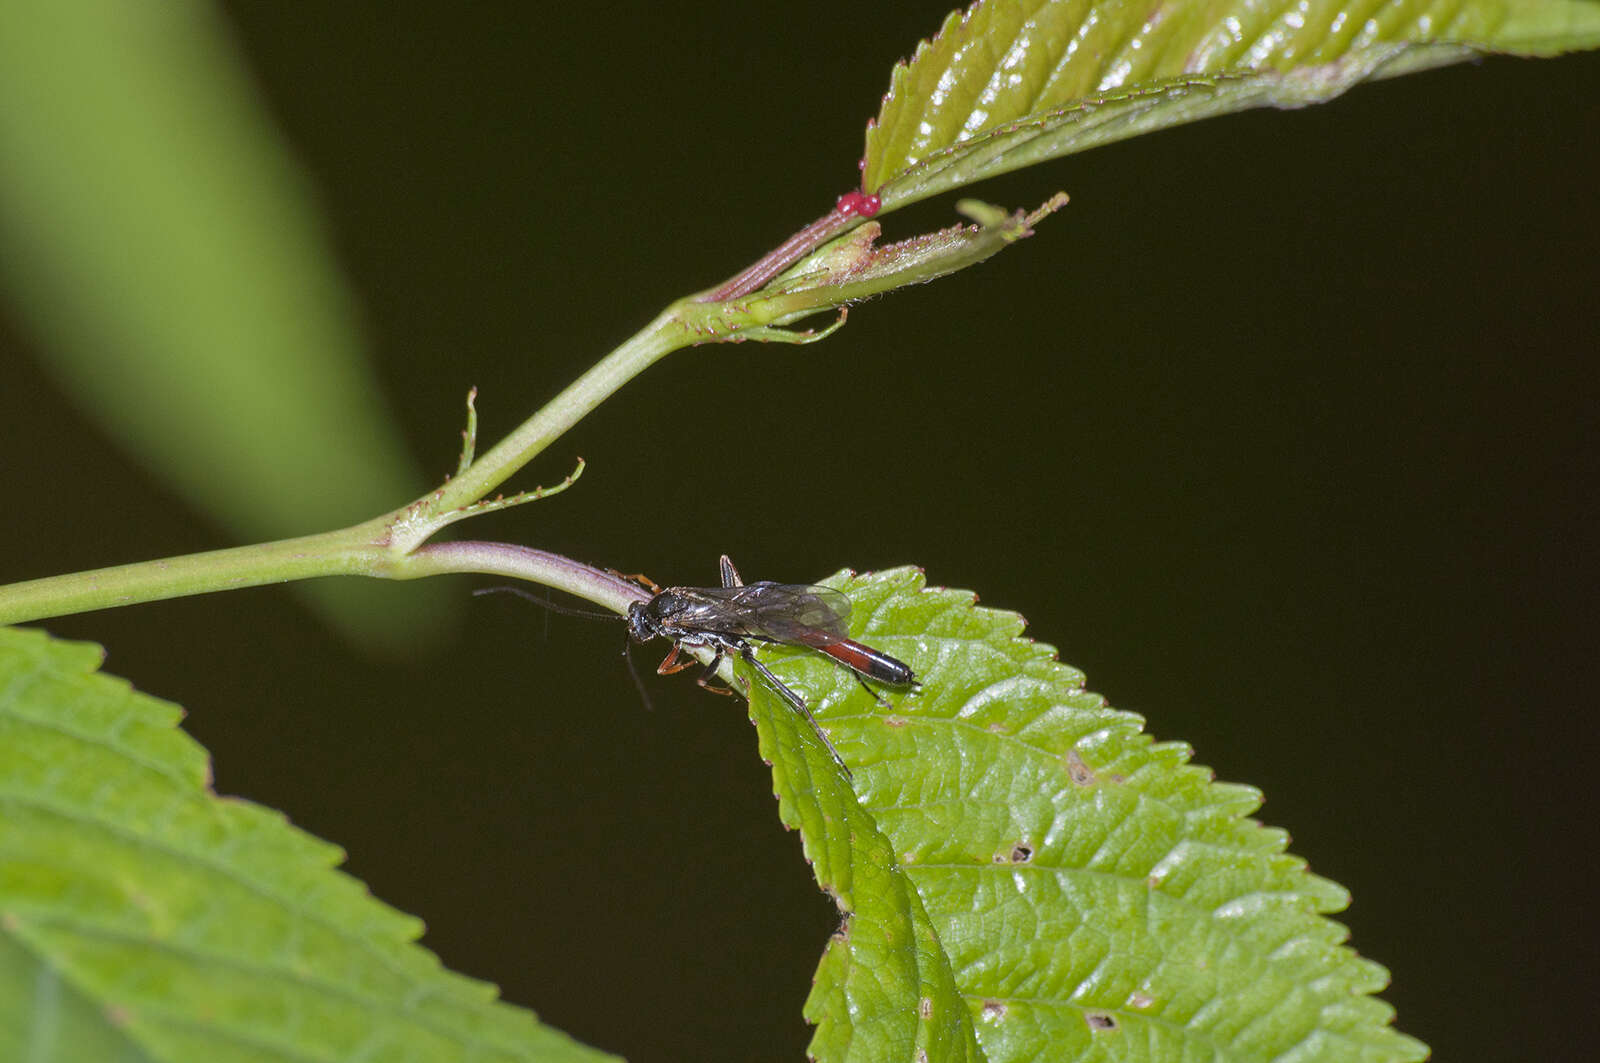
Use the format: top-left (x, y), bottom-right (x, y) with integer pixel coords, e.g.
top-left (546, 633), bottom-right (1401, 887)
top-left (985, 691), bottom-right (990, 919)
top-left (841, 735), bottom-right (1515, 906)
top-left (625, 556), bottom-right (919, 776)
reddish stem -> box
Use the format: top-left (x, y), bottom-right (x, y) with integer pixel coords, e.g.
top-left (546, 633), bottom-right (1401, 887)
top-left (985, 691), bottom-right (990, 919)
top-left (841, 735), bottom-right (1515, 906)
top-left (700, 190), bottom-right (882, 303)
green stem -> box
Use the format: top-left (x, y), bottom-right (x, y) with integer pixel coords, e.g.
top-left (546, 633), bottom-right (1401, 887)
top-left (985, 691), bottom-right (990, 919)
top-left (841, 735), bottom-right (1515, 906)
top-left (428, 308), bottom-right (687, 513)
top-left (0, 309), bottom-right (693, 624)
top-left (3, 193), bottom-right (1030, 625)
top-left (0, 515), bottom-right (393, 624)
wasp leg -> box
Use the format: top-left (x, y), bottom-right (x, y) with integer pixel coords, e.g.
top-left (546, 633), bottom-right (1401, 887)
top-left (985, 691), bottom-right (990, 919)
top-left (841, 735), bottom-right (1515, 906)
top-left (657, 643), bottom-right (698, 676)
top-left (608, 569), bottom-right (661, 593)
top-left (693, 648), bottom-right (742, 697)
top-left (743, 647), bottom-right (851, 779)
top-left (852, 672), bottom-right (893, 708)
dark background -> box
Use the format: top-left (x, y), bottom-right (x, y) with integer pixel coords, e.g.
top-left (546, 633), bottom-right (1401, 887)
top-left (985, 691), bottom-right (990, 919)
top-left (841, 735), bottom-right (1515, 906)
top-left (3, 3), bottom-right (1596, 1061)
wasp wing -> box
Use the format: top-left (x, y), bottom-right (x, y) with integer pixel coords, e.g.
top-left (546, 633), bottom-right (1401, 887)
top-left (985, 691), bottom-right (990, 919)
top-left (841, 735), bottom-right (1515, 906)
top-left (662, 582), bottom-right (851, 645)
top-left (729, 582), bottom-right (852, 645)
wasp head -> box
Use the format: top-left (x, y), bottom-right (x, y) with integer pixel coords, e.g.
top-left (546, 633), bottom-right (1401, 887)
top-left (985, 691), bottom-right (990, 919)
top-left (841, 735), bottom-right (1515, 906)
top-left (625, 600), bottom-right (660, 644)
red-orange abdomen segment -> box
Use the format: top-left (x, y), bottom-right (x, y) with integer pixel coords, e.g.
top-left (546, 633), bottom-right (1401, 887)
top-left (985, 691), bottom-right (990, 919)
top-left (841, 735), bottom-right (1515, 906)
top-left (818, 639), bottom-right (916, 686)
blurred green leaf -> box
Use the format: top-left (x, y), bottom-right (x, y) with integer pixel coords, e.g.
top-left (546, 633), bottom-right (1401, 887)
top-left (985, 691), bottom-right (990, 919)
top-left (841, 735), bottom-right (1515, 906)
top-left (749, 568), bottom-right (1428, 1063)
top-left (0, 625), bottom-right (613, 1062)
top-left (862, 0), bottom-right (1600, 209)
top-left (0, 1), bottom-right (446, 644)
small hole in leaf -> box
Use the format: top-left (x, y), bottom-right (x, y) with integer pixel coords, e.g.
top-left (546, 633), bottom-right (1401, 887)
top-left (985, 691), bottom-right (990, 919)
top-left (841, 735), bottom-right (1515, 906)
top-left (1085, 1012), bottom-right (1118, 1032)
top-left (1010, 844), bottom-right (1034, 863)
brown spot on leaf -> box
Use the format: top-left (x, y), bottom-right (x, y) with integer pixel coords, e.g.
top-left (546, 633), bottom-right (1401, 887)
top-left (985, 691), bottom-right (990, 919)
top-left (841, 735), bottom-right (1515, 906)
top-left (1085, 1011), bottom-right (1118, 1032)
top-left (981, 999), bottom-right (1007, 1021)
top-left (1066, 749), bottom-right (1097, 786)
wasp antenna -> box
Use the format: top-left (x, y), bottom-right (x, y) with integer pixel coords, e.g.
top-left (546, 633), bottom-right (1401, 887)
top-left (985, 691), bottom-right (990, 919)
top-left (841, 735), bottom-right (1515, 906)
top-left (621, 638), bottom-right (655, 712)
top-left (719, 555), bottom-right (744, 588)
top-left (473, 585), bottom-right (618, 621)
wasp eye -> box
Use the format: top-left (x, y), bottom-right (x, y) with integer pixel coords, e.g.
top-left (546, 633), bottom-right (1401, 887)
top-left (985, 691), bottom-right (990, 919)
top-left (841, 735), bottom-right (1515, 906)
top-left (625, 602), bottom-right (655, 642)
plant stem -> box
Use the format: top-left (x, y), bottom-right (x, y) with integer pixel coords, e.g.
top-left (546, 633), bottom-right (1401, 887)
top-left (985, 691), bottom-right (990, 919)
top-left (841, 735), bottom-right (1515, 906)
top-left (400, 541), bottom-right (649, 614)
top-left (0, 515), bottom-right (393, 624)
top-left (0, 194), bottom-right (916, 626)
top-left (428, 308), bottom-right (687, 513)
top-left (0, 309), bottom-right (693, 624)
top-left (701, 209), bottom-right (854, 303)
top-left (701, 188), bottom-right (885, 304)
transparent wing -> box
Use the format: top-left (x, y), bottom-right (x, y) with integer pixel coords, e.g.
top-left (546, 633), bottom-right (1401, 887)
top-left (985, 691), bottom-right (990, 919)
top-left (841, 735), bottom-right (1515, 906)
top-left (666, 582), bottom-right (851, 645)
top-left (737, 582), bottom-right (852, 644)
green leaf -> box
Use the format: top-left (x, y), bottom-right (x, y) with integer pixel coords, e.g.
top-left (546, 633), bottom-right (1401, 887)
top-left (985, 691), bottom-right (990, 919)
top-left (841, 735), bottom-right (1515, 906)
top-left (0, 626), bottom-right (613, 1063)
top-left (0, 2), bottom-right (444, 644)
top-left (748, 630), bottom-right (982, 1063)
top-left (745, 569), bottom-right (1428, 1063)
top-left (862, 0), bottom-right (1600, 208)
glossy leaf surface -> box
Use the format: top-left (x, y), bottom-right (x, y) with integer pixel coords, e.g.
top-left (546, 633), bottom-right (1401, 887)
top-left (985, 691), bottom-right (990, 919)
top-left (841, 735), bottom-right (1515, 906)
top-left (746, 569), bottom-right (1429, 1063)
top-left (862, 0), bottom-right (1600, 208)
top-left (0, 626), bottom-right (612, 1063)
